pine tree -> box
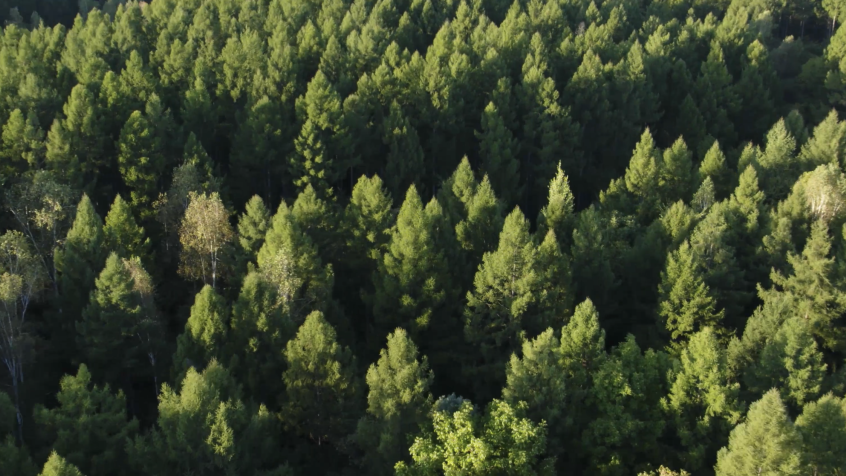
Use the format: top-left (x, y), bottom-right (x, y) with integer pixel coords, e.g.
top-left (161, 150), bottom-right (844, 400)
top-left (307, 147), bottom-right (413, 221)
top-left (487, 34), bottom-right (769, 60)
top-left (45, 84), bottom-right (103, 189)
top-left (660, 137), bottom-right (695, 205)
top-left (658, 241), bottom-right (724, 349)
top-left (395, 399), bottom-right (555, 476)
top-left (753, 317), bottom-right (826, 408)
top-left (714, 390), bottom-right (804, 476)
top-left (383, 101), bottom-right (425, 199)
top-left (291, 183), bottom-right (338, 262)
top-left (53, 195), bottom-right (105, 355)
top-left (536, 162), bottom-right (575, 248)
top-left (76, 254), bottom-right (140, 389)
top-left (795, 394), bottom-right (846, 476)
top-left (102, 194), bottom-right (150, 262)
top-left (38, 452), bottom-right (85, 476)
top-left (476, 100), bottom-right (521, 206)
top-left (761, 220), bottom-right (846, 352)
top-left (355, 328), bottom-right (434, 474)
top-left (624, 129), bottom-right (662, 222)
top-left (698, 141), bottom-right (731, 200)
top-left (237, 195), bottom-right (271, 263)
top-left (369, 185), bottom-right (449, 342)
top-left (463, 207), bottom-right (541, 399)
top-left (282, 311), bottom-right (360, 446)
top-left (229, 96), bottom-right (288, 206)
top-left (454, 176), bottom-right (504, 268)
top-left (34, 365), bottom-right (138, 476)
top-left (1, 108), bottom-right (45, 175)
top-left (758, 119), bottom-right (799, 202)
top-left (344, 174), bottom-right (393, 265)
top-left (734, 41), bottom-right (778, 143)
top-left (172, 285), bottom-right (229, 384)
top-left (695, 42), bottom-right (739, 145)
top-left (798, 109), bottom-right (846, 168)
top-left (666, 327), bottom-right (742, 472)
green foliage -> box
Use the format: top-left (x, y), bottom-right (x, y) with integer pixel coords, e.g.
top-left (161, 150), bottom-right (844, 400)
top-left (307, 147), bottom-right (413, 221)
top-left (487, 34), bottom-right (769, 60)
top-left (394, 399), bottom-right (555, 476)
top-left (795, 394), bottom-right (846, 475)
top-left (103, 194), bottom-right (150, 261)
top-left (38, 452), bottom-right (85, 476)
top-left (714, 390), bottom-right (805, 476)
top-left (355, 328), bottom-right (434, 474)
top-left (172, 285), bottom-right (229, 383)
top-left (282, 311), bottom-right (360, 446)
top-left (34, 365), bottom-right (138, 476)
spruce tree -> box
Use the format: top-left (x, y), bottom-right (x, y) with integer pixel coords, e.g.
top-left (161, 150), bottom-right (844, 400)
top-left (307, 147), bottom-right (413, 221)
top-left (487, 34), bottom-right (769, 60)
top-left (714, 390), bottom-right (804, 476)
top-left (354, 328), bottom-right (434, 474)
top-left (282, 311), bottom-right (360, 446)
top-left (624, 128), bottom-right (662, 222)
top-left (34, 365), bottom-right (138, 476)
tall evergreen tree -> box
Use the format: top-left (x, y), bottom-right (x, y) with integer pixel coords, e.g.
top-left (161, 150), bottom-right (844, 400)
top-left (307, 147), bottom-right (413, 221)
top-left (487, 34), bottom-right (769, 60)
top-left (102, 194), bottom-right (150, 262)
top-left (38, 452), bottom-right (85, 476)
top-left (282, 311), bottom-right (360, 446)
top-left (536, 162), bottom-right (575, 248)
top-left (172, 285), bottom-right (229, 383)
top-left (714, 390), bottom-right (804, 476)
top-left (476, 100), bottom-right (521, 206)
top-left (795, 394), bottom-right (846, 476)
top-left (354, 328), bottom-right (434, 474)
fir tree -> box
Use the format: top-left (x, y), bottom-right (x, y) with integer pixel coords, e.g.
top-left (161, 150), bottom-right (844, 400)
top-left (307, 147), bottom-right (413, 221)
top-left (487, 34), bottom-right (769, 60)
top-left (282, 311), bottom-right (360, 446)
top-left (714, 390), bottom-right (804, 476)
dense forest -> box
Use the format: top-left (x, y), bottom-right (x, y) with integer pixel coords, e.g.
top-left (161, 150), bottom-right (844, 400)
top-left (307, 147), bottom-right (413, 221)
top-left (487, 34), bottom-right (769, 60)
top-left (2, 0), bottom-right (846, 474)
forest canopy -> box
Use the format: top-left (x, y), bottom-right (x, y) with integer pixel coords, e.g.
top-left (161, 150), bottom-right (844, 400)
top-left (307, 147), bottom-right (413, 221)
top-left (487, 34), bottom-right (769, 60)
top-left (1, 0), bottom-right (846, 474)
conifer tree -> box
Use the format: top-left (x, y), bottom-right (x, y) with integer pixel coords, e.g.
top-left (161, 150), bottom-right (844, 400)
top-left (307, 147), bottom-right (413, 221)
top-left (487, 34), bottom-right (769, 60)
top-left (369, 185), bottom-right (449, 342)
top-left (291, 183), bottom-right (338, 262)
top-left (476, 100), bottom-right (521, 206)
top-left (658, 241), bottom-right (724, 349)
top-left (795, 394), bottom-right (846, 476)
top-left (383, 101), bottom-right (425, 199)
top-left (714, 390), bottom-right (804, 476)
top-left (798, 110), bottom-right (846, 168)
top-left (282, 311), bottom-right (360, 446)
top-left (666, 328), bottom-right (743, 472)
top-left (760, 220), bottom-right (846, 351)
top-left (127, 361), bottom-right (290, 476)
top-left (536, 162), bottom-right (575, 248)
top-left (53, 195), bottom-right (105, 353)
top-left (624, 129), bottom-right (662, 221)
top-left (454, 176), bottom-right (504, 268)
top-left (355, 328), bottom-right (434, 474)
top-left (758, 119), bottom-right (799, 202)
top-left (34, 365), bottom-right (138, 476)
top-left (76, 254), bottom-right (141, 389)
top-left (395, 399), bottom-right (555, 476)
top-left (237, 195), bottom-right (271, 264)
top-left (229, 95), bottom-right (288, 206)
top-left (0, 389), bottom-right (36, 475)
top-left (1, 108), bottom-right (45, 175)
top-left (172, 285), bottom-right (229, 383)
top-left (752, 317), bottom-right (826, 408)
top-left (38, 452), bottom-right (85, 476)
top-left (660, 137), bottom-right (695, 205)
top-left (698, 141), bottom-right (731, 200)
top-left (102, 194), bottom-right (150, 262)
top-left (45, 84), bottom-right (103, 188)
top-left (464, 207), bottom-right (543, 398)
top-left (344, 174), bottom-right (393, 265)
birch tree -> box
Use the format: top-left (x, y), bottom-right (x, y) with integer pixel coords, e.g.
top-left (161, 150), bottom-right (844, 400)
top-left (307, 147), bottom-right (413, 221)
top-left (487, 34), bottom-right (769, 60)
top-left (178, 192), bottom-right (234, 288)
